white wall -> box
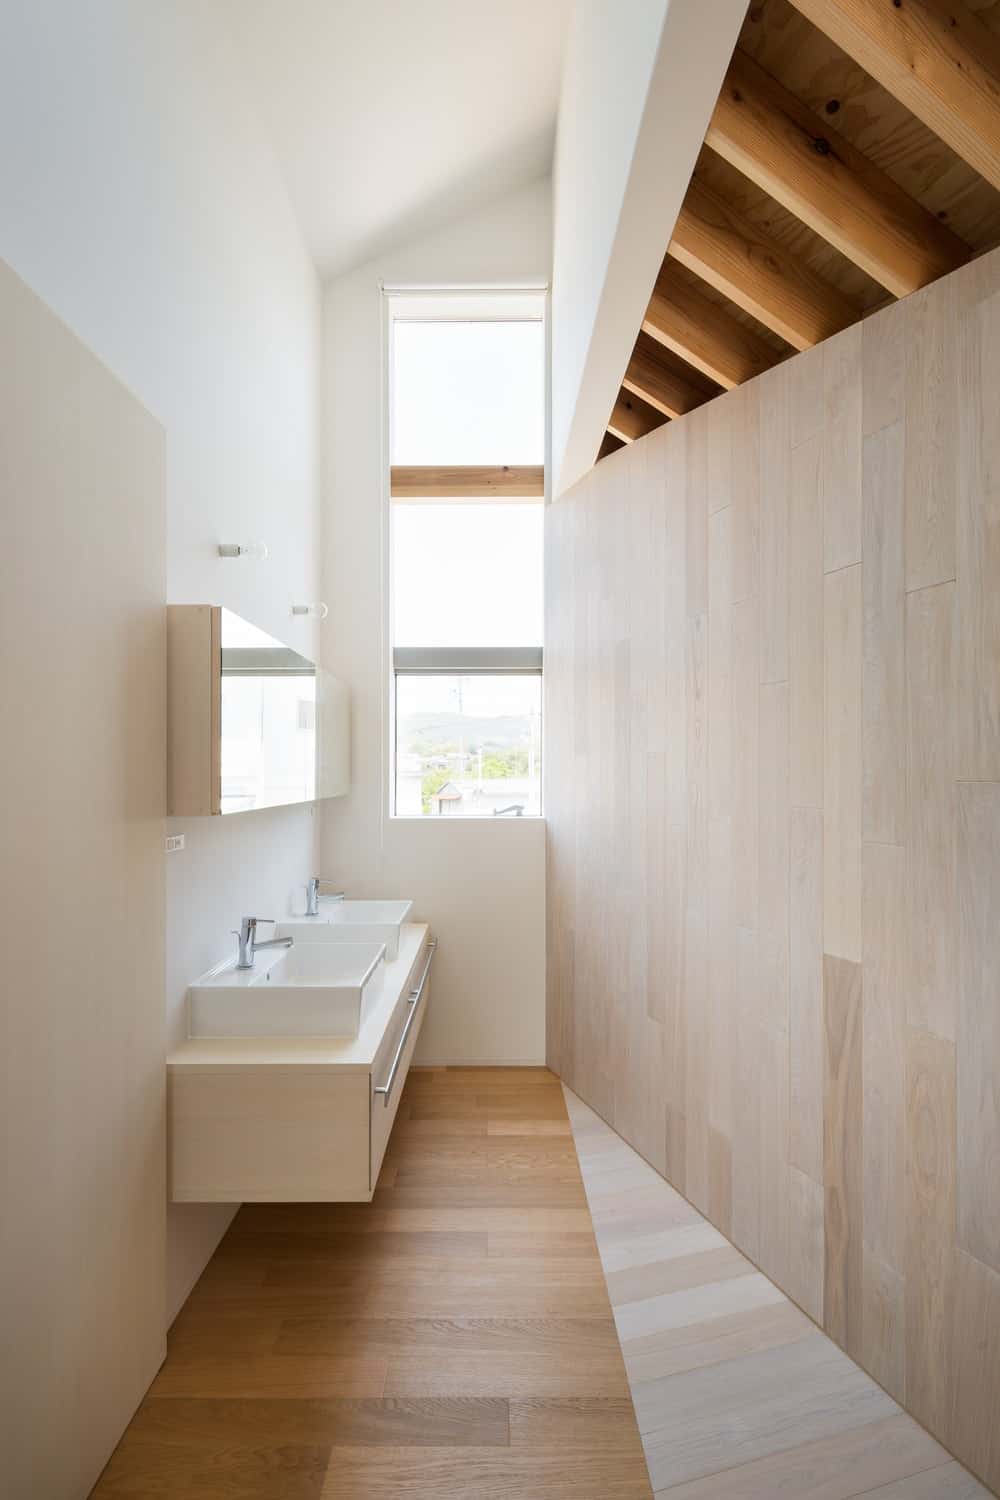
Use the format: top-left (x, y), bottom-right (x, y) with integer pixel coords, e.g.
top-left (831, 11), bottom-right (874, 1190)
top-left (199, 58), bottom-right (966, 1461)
top-left (320, 179), bottom-right (550, 1065)
top-left (551, 0), bottom-right (748, 496)
top-left (0, 0), bottom-right (322, 1320)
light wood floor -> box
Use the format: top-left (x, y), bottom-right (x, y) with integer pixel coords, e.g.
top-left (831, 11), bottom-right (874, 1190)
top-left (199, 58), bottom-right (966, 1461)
top-left (565, 1086), bottom-right (994, 1500)
top-left (91, 1067), bottom-right (651, 1498)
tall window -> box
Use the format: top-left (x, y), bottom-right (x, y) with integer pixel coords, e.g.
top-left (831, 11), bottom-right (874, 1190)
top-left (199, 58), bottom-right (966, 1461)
top-left (388, 291), bottom-right (545, 818)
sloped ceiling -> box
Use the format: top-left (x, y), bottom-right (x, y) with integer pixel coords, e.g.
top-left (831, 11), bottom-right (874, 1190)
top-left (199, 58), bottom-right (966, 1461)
top-left (222, 0), bottom-right (574, 277)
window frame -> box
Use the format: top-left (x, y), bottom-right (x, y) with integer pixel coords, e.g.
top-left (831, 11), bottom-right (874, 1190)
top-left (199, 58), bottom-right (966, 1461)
top-left (382, 285), bottom-right (548, 821)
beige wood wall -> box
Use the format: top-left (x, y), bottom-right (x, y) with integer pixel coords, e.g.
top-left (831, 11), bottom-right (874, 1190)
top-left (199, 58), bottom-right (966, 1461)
top-left (0, 259), bottom-right (167, 1498)
top-left (546, 245), bottom-right (1000, 1494)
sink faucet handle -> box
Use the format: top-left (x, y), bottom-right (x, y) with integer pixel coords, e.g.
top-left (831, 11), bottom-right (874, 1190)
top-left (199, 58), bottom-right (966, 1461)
top-left (237, 915), bottom-right (276, 941)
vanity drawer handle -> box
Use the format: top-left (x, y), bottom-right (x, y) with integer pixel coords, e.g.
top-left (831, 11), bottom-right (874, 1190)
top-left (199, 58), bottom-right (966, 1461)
top-left (374, 939), bottom-right (436, 1106)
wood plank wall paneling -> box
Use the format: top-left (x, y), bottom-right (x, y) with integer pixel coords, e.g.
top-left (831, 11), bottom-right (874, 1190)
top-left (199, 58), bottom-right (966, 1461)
top-left (0, 260), bottom-right (167, 1499)
top-left (823, 954), bottom-right (864, 1360)
top-left (957, 289), bottom-right (1000, 782)
top-left (956, 782), bottom-right (1000, 1277)
top-left (823, 560), bottom-right (863, 964)
top-left (545, 244), bottom-right (1000, 1497)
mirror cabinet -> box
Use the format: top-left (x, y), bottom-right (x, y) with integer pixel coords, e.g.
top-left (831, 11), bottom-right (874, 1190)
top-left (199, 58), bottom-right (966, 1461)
top-left (167, 605), bottom-right (349, 816)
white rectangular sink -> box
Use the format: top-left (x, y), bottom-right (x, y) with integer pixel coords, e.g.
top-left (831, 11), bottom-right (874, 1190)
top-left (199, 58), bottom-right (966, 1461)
top-left (188, 940), bottom-right (386, 1039)
top-left (277, 899), bottom-right (413, 961)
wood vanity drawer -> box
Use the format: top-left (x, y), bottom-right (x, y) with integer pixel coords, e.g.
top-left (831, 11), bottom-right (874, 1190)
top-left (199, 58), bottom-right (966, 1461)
top-left (370, 938), bottom-right (435, 1187)
top-left (169, 1069), bottom-right (370, 1202)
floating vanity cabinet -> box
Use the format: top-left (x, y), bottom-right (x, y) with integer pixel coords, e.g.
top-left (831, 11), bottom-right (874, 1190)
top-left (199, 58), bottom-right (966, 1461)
top-left (167, 603), bottom-right (350, 815)
top-left (167, 926), bottom-right (433, 1201)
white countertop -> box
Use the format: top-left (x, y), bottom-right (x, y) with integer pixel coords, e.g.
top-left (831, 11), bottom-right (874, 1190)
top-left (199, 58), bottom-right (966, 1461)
top-left (167, 923), bottom-right (431, 1073)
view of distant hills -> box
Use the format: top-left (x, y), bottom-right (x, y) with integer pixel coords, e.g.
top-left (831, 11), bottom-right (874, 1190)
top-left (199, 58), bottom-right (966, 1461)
top-left (399, 711), bottom-right (534, 751)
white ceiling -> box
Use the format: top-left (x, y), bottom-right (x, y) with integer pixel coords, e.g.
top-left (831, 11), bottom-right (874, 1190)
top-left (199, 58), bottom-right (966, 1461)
top-left (223, 0), bottom-right (575, 278)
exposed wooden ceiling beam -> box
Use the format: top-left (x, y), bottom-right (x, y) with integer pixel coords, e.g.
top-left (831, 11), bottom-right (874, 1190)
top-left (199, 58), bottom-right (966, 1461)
top-left (670, 176), bottom-right (858, 351)
top-left (706, 49), bottom-right (967, 297)
top-left (597, 431), bottom-right (626, 462)
top-left (643, 258), bottom-right (784, 388)
top-left (390, 465), bottom-right (544, 500)
top-left (787, 0), bottom-right (1000, 193)
top-left (622, 333), bottom-right (721, 419)
top-left (607, 388), bottom-right (670, 443)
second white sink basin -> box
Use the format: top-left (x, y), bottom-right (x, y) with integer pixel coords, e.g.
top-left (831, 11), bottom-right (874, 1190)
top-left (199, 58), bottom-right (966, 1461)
top-left (277, 899), bottom-right (413, 960)
top-left (188, 940), bottom-right (386, 1039)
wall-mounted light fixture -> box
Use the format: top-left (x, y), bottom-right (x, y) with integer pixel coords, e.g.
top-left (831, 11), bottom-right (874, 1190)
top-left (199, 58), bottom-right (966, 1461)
top-left (291, 602), bottom-right (329, 620)
top-left (217, 541), bottom-right (269, 560)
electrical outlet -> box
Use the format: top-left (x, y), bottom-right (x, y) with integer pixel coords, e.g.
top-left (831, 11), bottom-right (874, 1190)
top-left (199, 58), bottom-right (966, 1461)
top-left (164, 834), bottom-right (185, 853)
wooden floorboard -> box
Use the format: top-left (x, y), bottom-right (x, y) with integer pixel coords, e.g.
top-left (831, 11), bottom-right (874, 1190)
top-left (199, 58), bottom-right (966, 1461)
top-left (564, 1086), bottom-right (994, 1500)
top-left (90, 1068), bottom-right (652, 1499)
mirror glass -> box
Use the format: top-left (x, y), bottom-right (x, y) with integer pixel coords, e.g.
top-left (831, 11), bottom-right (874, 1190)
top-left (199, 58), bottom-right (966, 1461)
top-left (219, 610), bottom-right (348, 814)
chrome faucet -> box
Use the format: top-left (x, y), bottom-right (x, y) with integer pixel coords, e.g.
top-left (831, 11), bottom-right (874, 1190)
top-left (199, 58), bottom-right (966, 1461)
top-left (233, 916), bottom-right (293, 970)
top-left (305, 878), bottom-right (346, 917)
